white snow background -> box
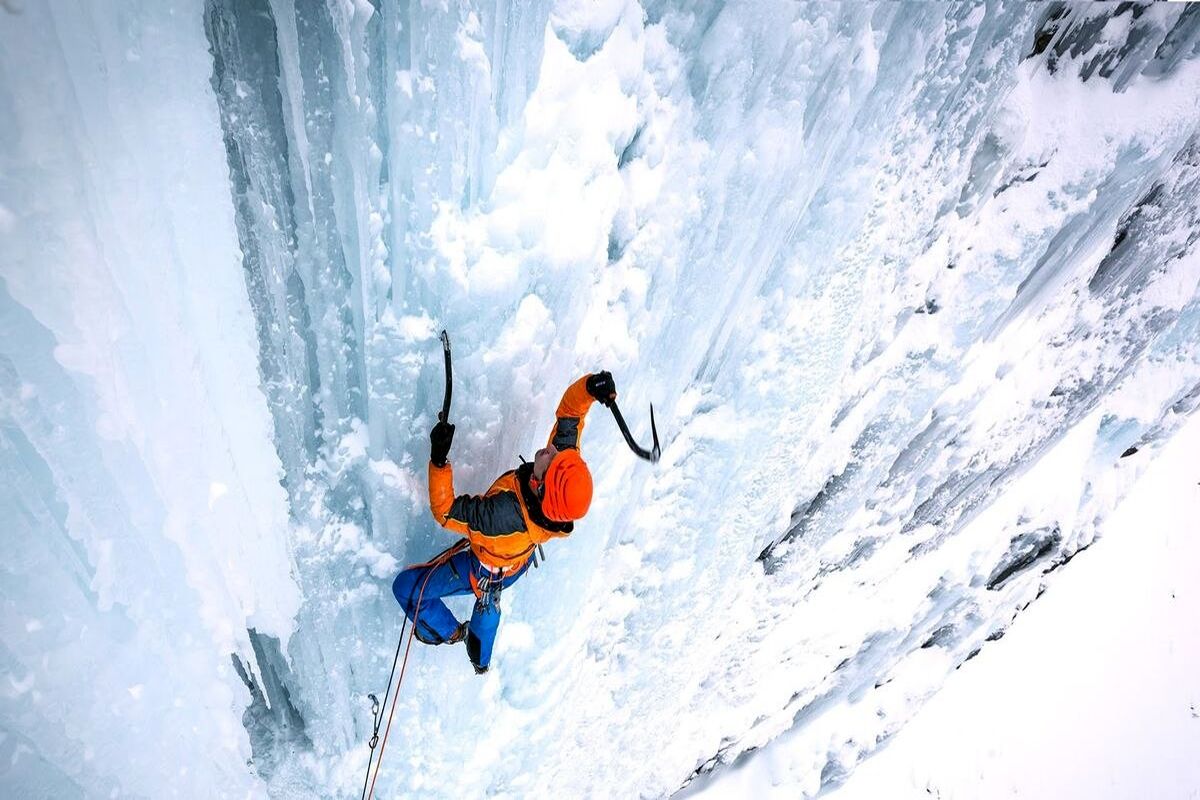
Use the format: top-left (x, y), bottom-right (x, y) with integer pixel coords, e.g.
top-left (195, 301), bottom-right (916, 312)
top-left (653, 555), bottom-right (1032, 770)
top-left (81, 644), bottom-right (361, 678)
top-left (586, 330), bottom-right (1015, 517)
top-left (691, 410), bottom-right (1200, 800)
top-left (2, 1), bottom-right (1199, 798)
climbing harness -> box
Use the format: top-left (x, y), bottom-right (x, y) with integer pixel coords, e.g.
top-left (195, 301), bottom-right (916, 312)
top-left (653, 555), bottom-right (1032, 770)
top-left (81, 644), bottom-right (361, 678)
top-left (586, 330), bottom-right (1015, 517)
top-left (361, 539), bottom-right (466, 800)
top-left (474, 563), bottom-right (505, 607)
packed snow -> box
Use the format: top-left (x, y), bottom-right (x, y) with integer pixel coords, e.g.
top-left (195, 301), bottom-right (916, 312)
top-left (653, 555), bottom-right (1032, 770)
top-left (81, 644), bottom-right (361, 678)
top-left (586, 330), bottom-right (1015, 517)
top-left (2, 1), bottom-right (1198, 798)
top-left (691, 411), bottom-right (1200, 799)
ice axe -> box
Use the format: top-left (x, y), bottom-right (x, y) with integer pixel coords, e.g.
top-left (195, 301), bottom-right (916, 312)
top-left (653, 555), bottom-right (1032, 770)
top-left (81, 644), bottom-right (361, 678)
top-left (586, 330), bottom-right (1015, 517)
top-left (438, 330), bottom-right (452, 423)
top-left (608, 399), bottom-right (660, 463)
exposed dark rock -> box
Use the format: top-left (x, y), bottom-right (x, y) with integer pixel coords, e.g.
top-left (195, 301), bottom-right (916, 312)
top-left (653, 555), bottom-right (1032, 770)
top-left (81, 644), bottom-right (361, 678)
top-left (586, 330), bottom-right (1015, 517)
top-left (986, 526), bottom-right (1062, 591)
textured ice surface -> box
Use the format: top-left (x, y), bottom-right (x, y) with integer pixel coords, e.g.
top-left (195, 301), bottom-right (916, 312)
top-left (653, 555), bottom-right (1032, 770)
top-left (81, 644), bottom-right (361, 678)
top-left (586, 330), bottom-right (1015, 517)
top-left (0, 2), bottom-right (300, 796)
top-left (2, 1), bottom-right (1199, 798)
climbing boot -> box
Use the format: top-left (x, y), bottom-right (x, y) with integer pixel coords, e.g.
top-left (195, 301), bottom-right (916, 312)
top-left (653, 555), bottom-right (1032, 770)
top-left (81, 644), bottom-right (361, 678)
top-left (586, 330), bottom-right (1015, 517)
top-left (466, 629), bottom-right (488, 674)
top-left (446, 621), bottom-right (468, 645)
top-left (414, 621), bottom-right (467, 646)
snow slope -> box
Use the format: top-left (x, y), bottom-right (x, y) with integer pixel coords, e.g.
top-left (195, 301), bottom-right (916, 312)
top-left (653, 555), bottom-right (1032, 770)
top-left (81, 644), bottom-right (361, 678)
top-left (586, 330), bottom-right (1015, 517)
top-left (826, 411), bottom-right (1200, 799)
top-left (2, 1), bottom-right (1199, 797)
top-left (688, 390), bottom-right (1200, 800)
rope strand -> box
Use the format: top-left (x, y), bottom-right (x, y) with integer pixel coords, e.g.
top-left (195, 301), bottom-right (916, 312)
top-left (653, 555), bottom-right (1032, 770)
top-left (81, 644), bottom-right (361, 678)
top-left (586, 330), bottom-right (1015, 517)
top-left (360, 617), bottom-right (407, 800)
top-left (362, 540), bottom-right (466, 800)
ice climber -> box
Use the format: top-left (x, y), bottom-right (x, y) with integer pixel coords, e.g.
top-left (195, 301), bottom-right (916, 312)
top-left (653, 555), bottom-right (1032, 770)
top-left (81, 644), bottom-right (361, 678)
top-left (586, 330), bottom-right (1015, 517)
top-left (391, 371), bottom-right (617, 674)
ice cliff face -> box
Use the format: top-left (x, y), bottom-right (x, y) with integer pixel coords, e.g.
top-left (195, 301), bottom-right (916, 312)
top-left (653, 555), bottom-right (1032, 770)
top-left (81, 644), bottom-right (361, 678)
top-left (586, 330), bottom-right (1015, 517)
top-left (2, 1), bottom-right (1198, 797)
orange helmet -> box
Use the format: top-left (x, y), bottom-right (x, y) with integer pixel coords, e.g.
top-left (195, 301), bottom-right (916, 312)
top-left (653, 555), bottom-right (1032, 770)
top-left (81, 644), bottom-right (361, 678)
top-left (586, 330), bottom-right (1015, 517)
top-left (541, 448), bottom-right (593, 522)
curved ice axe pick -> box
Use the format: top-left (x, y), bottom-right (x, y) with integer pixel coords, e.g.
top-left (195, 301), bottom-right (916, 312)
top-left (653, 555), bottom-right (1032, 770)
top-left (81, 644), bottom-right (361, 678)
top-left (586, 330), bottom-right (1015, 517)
top-left (438, 330), bottom-right (452, 423)
top-left (608, 399), bottom-right (660, 463)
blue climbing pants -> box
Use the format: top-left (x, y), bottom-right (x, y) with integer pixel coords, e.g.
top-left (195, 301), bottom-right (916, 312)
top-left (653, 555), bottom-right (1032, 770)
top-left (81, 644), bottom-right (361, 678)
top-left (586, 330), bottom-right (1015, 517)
top-left (392, 548), bottom-right (528, 670)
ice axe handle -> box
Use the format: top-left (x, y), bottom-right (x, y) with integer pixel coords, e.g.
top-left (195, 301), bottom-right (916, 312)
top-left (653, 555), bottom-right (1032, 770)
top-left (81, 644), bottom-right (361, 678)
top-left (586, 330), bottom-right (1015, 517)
top-left (438, 330), bottom-right (452, 423)
top-left (609, 400), bottom-right (660, 463)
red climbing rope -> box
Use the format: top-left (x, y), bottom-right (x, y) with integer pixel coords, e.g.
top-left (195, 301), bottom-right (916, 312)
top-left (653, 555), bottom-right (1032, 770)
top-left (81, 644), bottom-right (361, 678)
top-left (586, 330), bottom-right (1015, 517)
top-left (364, 540), bottom-right (466, 800)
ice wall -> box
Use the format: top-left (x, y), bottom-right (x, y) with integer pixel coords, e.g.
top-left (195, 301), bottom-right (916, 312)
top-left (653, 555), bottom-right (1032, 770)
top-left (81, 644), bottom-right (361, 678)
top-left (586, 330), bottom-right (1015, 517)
top-left (3, 1), bottom-right (1200, 798)
top-left (0, 2), bottom-right (300, 797)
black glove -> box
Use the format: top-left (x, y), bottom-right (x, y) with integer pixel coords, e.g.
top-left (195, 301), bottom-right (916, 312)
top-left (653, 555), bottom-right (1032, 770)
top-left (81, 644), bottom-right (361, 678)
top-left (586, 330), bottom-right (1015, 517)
top-left (430, 421), bottom-right (455, 467)
top-left (586, 370), bottom-right (617, 407)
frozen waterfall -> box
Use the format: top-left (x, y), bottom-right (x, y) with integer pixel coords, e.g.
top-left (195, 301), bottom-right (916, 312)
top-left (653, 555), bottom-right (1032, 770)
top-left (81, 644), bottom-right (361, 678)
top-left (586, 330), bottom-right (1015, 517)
top-left (2, 1), bottom-right (1199, 797)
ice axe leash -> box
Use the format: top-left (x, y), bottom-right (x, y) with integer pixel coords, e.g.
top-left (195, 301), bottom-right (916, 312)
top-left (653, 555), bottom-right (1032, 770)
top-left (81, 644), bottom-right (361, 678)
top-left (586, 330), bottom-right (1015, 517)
top-left (608, 399), bottom-right (660, 462)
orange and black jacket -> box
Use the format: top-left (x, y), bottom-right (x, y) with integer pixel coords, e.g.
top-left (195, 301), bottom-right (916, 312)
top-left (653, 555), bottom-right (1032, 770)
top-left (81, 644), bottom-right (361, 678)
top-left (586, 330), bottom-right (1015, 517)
top-left (428, 375), bottom-right (596, 571)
